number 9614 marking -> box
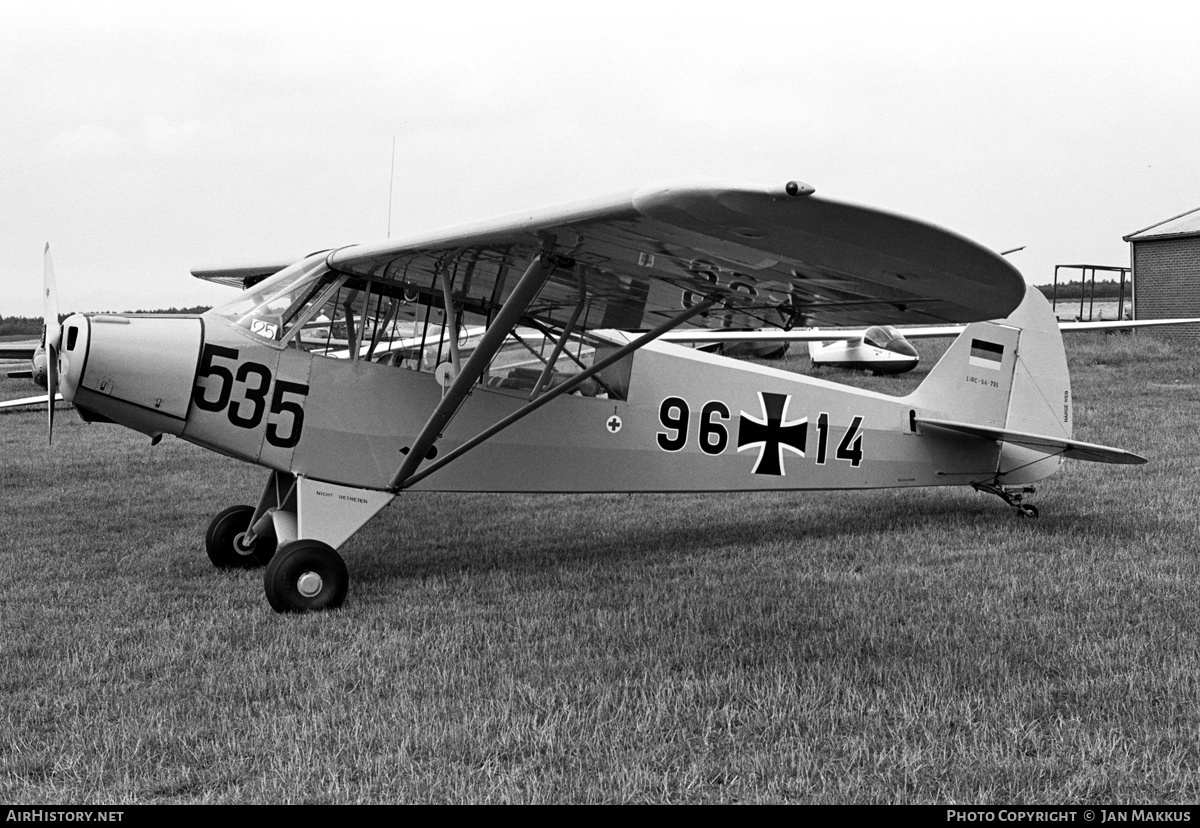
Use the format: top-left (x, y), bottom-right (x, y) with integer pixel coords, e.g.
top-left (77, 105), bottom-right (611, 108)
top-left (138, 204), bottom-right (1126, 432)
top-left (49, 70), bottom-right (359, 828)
top-left (656, 392), bottom-right (864, 476)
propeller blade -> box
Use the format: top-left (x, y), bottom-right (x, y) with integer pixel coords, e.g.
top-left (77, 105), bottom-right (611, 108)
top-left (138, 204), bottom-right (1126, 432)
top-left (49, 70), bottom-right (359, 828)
top-left (47, 342), bottom-right (58, 444)
top-left (43, 244), bottom-right (61, 445)
top-left (43, 244), bottom-right (61, 351)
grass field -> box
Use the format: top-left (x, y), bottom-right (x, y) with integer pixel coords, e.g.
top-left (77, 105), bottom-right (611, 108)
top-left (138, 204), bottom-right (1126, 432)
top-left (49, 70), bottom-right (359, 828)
top-left (3, 331), bottom-right (1200, 804)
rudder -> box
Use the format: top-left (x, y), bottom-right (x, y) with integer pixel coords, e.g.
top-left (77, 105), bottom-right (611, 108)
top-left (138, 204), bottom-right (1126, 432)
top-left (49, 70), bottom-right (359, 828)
top-left (908, 285), bottom-right (1072, 484)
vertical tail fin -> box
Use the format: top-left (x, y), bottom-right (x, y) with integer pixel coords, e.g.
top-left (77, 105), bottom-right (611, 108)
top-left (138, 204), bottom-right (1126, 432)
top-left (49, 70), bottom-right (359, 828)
top-left (908, 285), bottom-right (1072, 483)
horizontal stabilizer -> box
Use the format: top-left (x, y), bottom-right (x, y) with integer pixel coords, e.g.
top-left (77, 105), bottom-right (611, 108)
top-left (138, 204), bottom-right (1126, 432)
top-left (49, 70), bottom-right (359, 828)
top-left (191, 258), bottom-right (300, 288)
top-left (915, 416), bottom-right (1147, 465)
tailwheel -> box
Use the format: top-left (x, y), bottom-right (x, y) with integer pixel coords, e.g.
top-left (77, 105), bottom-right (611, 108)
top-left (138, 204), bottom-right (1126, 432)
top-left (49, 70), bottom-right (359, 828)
top-left (971, 481), bottom-right (1040, 518)
top-left (264, 540), bottom-right (349, 613)
top-left (205, 505), bottom-right (277, 569)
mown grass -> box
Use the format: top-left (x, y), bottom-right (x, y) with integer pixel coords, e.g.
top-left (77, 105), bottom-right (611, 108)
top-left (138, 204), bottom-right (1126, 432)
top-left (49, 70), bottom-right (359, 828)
top-left (2, 332), bottom-right (1200, 803)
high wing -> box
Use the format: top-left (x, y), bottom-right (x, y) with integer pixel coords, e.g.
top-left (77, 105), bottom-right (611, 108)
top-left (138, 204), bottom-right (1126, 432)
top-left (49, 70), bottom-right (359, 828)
top-left (312, 179), bottom-right (1025, 336)
top-left (0, 343), bottom-right (38, 360)
top-left (1, 341), bottom-right (40, 380)
top-left (1054, 318), bottom-right (1200, 333)
top-left (190, 258), bottom-right (304, 290)
top-left (903, 317), bottom-right (1200, 338)
top-left (265, 178), bottom-right (1024, 492)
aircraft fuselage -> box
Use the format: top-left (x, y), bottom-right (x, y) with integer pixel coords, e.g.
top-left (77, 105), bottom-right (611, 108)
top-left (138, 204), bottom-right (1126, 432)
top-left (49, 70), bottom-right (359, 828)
top-left (57, 310), bottom-right (1014, 496)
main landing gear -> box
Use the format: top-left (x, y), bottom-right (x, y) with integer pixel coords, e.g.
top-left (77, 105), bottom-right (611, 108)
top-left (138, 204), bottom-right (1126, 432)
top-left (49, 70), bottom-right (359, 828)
top-left (971, 480), bottom-right (1040, 518)
top-left (263, 540), bottom-right (349, 613)
top-left (205, 504), bottom-right (350, 612)
top-left (204, 505), bottom-right (277, 568)
top-left (203, 470), bottom-right (384, 612)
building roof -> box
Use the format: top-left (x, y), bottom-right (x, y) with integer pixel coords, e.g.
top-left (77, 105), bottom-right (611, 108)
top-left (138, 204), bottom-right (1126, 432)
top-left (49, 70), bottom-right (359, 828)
top-left (1124, 206), bottom-right (1200, 241)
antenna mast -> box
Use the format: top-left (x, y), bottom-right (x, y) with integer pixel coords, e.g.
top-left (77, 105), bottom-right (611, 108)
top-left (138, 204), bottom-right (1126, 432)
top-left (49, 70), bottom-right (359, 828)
top-left (387, 135), bottom-right (396, 239)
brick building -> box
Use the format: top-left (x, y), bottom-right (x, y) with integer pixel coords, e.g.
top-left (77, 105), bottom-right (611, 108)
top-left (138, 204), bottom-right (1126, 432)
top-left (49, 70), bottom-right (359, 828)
top-left (1124, 207), bottom-right (1200, 340)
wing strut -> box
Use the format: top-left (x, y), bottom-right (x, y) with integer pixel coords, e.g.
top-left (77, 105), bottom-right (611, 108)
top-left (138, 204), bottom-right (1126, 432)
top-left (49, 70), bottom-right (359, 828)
top-left (530, 270), bottom-right (587, 399)
top-left (388, 253), bottom-right (563, 490)
top-left (391, 295), bottom-right (717, 492)
top-left (439, 261), bottom-right (463, 373)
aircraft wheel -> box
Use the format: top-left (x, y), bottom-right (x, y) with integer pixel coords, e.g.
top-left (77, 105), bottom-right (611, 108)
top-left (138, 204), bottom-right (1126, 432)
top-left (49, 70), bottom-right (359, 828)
top-left (205, 505), bottom-right (276, 569)
top-left (264, 540), bottom-right (348, 613)
top-left (1018, 504), bottom-right (1040, 519)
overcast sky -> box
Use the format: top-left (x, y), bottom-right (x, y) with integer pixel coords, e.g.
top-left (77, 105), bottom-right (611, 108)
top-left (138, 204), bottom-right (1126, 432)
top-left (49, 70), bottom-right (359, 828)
top-left (2, 2), bottom-right (1198, 318)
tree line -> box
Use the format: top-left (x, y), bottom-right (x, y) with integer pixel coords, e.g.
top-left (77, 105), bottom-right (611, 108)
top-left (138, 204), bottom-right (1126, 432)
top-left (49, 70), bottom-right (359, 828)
top-left (0, 307), bottom-right (212, 338)
top-left (1035, 280), bottom-right (1128, 300)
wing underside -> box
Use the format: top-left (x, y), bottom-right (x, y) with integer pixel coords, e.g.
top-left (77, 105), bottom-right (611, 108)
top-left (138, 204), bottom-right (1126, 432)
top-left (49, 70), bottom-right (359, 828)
top-left (318, 180), bottom-right (1026, 337)
top-left (194, 180), bottom-right (1028, 492)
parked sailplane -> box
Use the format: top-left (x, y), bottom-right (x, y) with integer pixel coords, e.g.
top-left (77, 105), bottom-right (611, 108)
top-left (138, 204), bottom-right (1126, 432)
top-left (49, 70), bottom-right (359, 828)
top-left (659, 316), bottom-right (1200, 374)
top-left (18, 179), bottom-right (1161, 613)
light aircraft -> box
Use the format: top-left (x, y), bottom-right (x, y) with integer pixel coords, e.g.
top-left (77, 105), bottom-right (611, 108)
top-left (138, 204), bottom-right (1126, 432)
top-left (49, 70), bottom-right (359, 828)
top-left (1, 340), bottom-right (43, 381)
top-left (805, 325), bottom-right (919, 372)
top-left (1, 340), bottom-right (54, 409)
top-left (28, 179), bottom-right (1152, 613)
top-left (661, 323), bottom-right (924, 373)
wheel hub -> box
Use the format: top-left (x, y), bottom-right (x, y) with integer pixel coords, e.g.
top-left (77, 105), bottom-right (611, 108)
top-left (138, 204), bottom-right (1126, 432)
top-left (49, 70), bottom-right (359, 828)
top-left (233, 532), bottom-right (255, 557)
top-left (297, 570), bottom-right (323, 598)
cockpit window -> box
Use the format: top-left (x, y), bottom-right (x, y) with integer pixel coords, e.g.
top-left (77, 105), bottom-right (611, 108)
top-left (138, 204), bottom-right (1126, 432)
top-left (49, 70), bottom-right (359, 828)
top-left (293, 277), bottom-right (418, 358)
top-left (206, 255), bottom-right (630, 399)
top-left (864, 325), bottom-right (900, 349)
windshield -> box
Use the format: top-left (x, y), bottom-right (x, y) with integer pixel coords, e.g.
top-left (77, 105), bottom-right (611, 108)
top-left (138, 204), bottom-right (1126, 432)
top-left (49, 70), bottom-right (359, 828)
top-left (209, 254), bottom-right (337, 342)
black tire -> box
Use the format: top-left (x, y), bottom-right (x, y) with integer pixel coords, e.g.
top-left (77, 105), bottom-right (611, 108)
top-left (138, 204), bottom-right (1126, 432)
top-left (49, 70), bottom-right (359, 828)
top-left (1019, 504), bottom-right (1040, 519)
top-left (264, 540), bottom-right (349, 613)
top-left (205, 505), bottom-right (276, 569)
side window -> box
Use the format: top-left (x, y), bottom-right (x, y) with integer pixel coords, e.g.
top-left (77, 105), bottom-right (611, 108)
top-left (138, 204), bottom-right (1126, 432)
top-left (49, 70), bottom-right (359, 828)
top-left (480, 328), bottom-right (629, 401)
top-left (296, 279), bottom-right (417, 361)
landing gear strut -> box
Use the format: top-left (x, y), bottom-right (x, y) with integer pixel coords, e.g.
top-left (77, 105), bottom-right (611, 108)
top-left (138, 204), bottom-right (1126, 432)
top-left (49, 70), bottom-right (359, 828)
top-left (213, 471), bottom-right (392, 612)
top-left (971, 480), bottom-right (1040, 518)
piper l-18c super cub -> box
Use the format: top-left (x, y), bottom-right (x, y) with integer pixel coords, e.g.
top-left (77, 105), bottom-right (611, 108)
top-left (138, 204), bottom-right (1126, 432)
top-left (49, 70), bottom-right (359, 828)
top-left (37, 179), bottom-right (1148, 613)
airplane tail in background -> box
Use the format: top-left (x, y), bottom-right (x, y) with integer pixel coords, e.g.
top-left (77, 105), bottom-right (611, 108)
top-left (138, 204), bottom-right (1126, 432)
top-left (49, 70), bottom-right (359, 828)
top-left (907, 285), bottom-right (1143, 485)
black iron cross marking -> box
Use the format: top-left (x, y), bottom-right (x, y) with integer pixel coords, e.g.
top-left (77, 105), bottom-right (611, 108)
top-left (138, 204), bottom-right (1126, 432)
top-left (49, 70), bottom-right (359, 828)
top-left (737, 392), bottom-right (808, 476)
